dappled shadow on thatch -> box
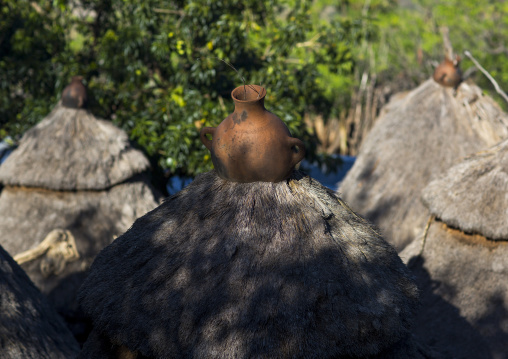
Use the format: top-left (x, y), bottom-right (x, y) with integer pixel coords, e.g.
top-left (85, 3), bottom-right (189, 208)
top-left (423, 138), bottom-right (508, 240)
top-left (401, 221), bottom-right (508, 359)
top-left (0, 244), bottom-right (80, 358)
top-left (0, 103), bottom-right (150, 191)
top-left (339, 79), bottom-right (508, 251)
top-left (47, 271), bottom-right (94, 344)
top-left (406, 255), bottom-right (493, 359)
top-left (474, 292), bottom-right (508, 355)
top-left (79, 171), bottom-right (426, 358)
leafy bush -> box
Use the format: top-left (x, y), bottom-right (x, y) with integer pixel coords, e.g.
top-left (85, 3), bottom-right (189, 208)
top-left (341, 0), bottom-right (508, 103)
top-left (0, 0), bottom-right (363, 177)
top-left (3, 0), bottom-right (507, 179)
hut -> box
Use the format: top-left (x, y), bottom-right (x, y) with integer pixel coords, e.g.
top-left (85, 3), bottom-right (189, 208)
top-left (400, 138), bottom-right (508, 358)
top-left (339, 73), bottom-right (508, 251)
top-left (0, 244), bottom-right (80, 358)
top-left (0, 77), bottom-right (160, 338)
top-left (78, 171), bottom-right (431, 358)
top-left (78, 85), bottom-right (433, 358)
top-left (0, 77), bottom-right (149, 191)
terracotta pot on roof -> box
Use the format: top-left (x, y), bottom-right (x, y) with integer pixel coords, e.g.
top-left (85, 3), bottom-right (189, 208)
top-left (61, 76), bottom-right (87, 109)
top-left (200, 85), bottom-right (305, 183)
top-left (433, 55), bottom-right (462, 88)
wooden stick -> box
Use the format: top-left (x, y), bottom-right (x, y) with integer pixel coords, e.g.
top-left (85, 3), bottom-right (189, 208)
top-left (14, 229), bottom-right (79, 265)
top-left (440, 27), bottom-right (454, 61)
top-left (419, 215), bottom-right (435, 256)
top-left (153, 8), bottom-right (184, 15)
top-left (464, 50), bottom-right (508, 104)
top-left (198, 57), bottom-right (260, 98)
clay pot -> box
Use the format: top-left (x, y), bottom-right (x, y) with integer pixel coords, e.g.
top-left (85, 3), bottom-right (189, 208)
top-left (433, 56), bottom-right (462, 88)
top-left (200, 85), bottom-right (305, 183)
top-left (62, 76), bottom-right (87, 109)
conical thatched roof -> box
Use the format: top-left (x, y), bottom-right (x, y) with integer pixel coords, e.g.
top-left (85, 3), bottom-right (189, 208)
top-left (0, 103), bottom-right (149, 191)
top-left (339, 79), bottom-right (508, 251)
top-left (0, 244), bottom-right (80, 358)
top-left (0, 178), bottom-right (159, 323)
top-left (78, 170), bottom-right (426, 358)
top-left (422, 139), bottom-right (508, 240)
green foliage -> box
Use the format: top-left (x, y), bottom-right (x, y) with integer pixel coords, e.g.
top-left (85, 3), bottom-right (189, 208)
top-left (414, 0), bottom-right (508, 96)
top-left (0, 0), bottom-right (67, 137)
top-left (3, 0), bottom-right (507, 179)
top-left (1, 0), bottom-right (363, 177)
top-left (330, 0), bottom-right (508, 101)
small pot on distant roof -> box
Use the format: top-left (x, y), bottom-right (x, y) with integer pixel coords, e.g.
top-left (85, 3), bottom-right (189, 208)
top-left (433, 55), bottom-right (462, 88)
top-left (61, 76), bottom-right (87, 109)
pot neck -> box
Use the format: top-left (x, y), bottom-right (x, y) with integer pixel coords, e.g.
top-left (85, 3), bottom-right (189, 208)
top-left (231, 85), bottom-right (267, 116)
top-left (233, 97), bottom-right (266, 114)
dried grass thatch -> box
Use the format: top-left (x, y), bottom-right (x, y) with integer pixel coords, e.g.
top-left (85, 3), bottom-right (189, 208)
top-left (398, 140), bottom-right (508, 358)
top-left (0, 178), bottom-right (159, 322)
top-left (339, 79), bottom-right (508, 251)
top-left (0, 244), bottom-right (80, 358)
top-left (0, 94), bottom-right (161, 339)
top-left (78, 170), bottom-right (426, 358)
top-left (401, 223), bottom-right (508, 359)
top-left (423, 138), bottom-right (508, 240)
top-left (0, 103), bottom-right (150, 191)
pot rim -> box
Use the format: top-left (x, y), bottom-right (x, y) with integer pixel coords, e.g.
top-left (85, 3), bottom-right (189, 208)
top-left (231, 85), bottom-right (266, 103)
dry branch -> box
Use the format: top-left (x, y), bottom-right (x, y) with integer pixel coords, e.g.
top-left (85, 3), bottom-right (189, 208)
top-left (418, 215), bottom-right (435, 256)
top-left (14, 229), bottom-right (78, 265)
top-left (464, 50), bottom-right (508, 104)
top-left (440, 27), bottom-right (454, 60)
top-left (153, 8), bottom-right (184, 15)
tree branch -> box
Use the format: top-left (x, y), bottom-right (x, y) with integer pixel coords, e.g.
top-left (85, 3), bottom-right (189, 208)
top-left (440, 26), bottom-right (453, 60)
top-left (295, 33), bottom-right (321, 48)
top-left (464, 50), bottom-right (508, 104)
top-left (153, 8), bottom-right (185, 15)
top-left (486, 45), bottom-right (508, 55)
top-left (30, 2), bottom-right (44, 14)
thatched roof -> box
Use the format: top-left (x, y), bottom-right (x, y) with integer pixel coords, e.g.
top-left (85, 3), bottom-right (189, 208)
top-left (78, 170), bottom-right (424, 358)
top-left (422, 139), bottom-right (508, 240)
top-left (0, 244), bottom-right (80, 358)
top-left (398, 138), bottom-right (508, 357)
top-left (339, 79), bottom-right (508, 251)
top-left (0, 103), bottom-right (150, 191)
top-left (0, 177), bottom-right (160, 323)
top-left (400, 222), bottom-right (508, 359)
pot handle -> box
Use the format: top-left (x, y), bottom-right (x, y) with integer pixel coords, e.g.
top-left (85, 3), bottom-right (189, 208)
top-left (200, 127), bottom-right (216, 151)
top-left (288, 137), bottom-right (306, 167)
